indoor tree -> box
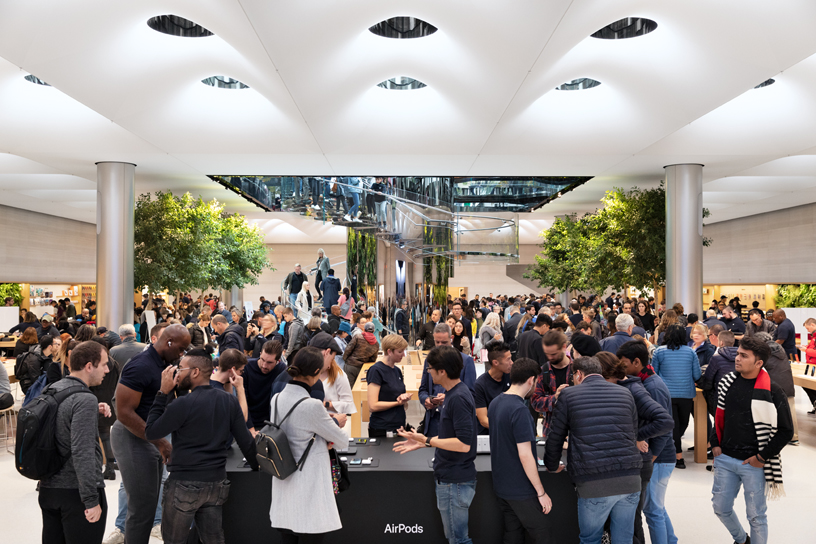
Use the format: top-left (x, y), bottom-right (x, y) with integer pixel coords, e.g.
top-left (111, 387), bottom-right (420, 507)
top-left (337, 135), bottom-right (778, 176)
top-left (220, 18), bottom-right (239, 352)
top-left (134, 191), bottom-right (272, 298)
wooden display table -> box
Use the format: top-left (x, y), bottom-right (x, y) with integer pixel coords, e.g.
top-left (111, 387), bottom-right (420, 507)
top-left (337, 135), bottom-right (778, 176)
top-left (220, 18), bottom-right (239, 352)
top-left (793, 362), bottom-right (816, 390)
top-left (693, 388), bottom-right (707, 464)
top-left (0, 338), bottom-right (17, 350)
top-left (349, 361), bottom-right (425, 437)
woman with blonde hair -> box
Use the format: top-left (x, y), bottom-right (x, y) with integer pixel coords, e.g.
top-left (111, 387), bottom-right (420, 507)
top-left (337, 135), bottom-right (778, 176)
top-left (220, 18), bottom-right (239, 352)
top-left (479, 312), bottom-right (503, 348)
top-left (688, 322), bottom-right (715, 372)
top-left (367, 334), bottom-right (411, 437)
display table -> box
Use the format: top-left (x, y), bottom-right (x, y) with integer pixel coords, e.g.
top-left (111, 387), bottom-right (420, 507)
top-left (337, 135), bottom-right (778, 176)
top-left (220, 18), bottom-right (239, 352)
top-left (223, 437), bottom-right (579, 544)
top-left (693, 388), bottom-right (707, 464)
top-left (349, 363), bottom-right (424, 436)
top-left (793, 362), bottom-right (816, 390)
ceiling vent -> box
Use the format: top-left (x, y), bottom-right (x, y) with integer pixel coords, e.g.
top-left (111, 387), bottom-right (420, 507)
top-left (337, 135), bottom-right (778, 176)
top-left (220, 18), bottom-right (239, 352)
top-left (754, 79), bottom-right (775, 89)
top-left (24, 75), bottom-right (50, 86)
top-left (369, 17), bottom-right (437, 39)
top-left (556, 78), bottom-right (601, 91)
top-left (202, 76), bottom-right (249, 89)
top-left (591, 17), bottom-right (657, 40)
top-left (377, 76), bottom-right (427, 90)
top-left (147, 15), bottom-right (213, 37)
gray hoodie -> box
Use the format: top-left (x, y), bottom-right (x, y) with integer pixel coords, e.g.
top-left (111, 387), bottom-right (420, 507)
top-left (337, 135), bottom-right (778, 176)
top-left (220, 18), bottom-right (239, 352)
top-left (39, 376), bottom-right (105, 509)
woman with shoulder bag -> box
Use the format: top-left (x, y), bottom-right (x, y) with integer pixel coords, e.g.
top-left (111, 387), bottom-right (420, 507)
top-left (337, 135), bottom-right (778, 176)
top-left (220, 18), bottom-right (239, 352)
top-left (269, 347), bottom-right (349, 544)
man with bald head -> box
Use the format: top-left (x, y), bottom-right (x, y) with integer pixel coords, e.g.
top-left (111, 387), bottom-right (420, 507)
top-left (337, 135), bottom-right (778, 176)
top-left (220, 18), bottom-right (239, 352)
top-left (112, 324), bottom-right (191, 544)
top-left (772, 310), bottom-right (797, 359)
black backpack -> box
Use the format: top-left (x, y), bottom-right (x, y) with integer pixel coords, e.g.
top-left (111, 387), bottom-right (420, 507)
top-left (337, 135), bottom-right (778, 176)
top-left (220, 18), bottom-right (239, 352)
top-left (15, 384), bottom-right (96, 480)
top-left (255, 395), bottom-right (315, 480)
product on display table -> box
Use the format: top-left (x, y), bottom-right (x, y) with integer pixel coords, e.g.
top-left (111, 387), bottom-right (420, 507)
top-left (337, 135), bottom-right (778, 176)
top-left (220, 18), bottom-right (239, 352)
top-left (223, 436), bottom-right (579, 543)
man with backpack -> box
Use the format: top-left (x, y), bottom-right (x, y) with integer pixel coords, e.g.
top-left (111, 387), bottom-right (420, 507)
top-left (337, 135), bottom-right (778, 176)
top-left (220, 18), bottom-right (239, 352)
top-left (35, 340), bottom-right (111, 544)
top-left (16, 334), bottom-right (60, 394)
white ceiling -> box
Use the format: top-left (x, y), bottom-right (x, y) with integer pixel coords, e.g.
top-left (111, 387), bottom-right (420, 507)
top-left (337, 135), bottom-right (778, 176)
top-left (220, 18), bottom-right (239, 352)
top-left (1, 0), bottom-right (816, 227)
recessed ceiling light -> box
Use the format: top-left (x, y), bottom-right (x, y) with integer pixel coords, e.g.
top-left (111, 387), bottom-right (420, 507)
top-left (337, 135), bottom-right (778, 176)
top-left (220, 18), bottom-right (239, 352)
top-left (201, 76), bottom-right (249, 89)
top-left (377, 76), bottom-right (427, 90)
top-left (24, 75), bottom-right (50, 86)
top-left (369, 17), bottom-right (438, 39)
top-left (556, 78), bottom-right (601, 91)
top-left (147, 15), bottom-right (213, 37)
top-left (591, 17), bottom-right (657, 39)
top-left (754, 79), bottom-right (775, 89)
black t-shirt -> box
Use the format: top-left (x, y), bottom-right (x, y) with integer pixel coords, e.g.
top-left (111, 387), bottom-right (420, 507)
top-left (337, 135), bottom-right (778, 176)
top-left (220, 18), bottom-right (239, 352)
top-left (433, 382), bottom-right (478, 483)
top-left (118, 345), bottom-right (167, 422)
top-left (723, 317), bottom-right (746, 334)
top-left (271, 371), bottom-right (324, 401)
top-left (367, 362), bottom-right (406, 431)
top-left (488, 393), bottom-right (538, 500)
top-left (553, 365), bottom-right (569, 388)
top-left (474, 372), bottom-right (511, 434)
top-left (774, 319), bottom-right (796, 354)
top-left (568, 314), bottom-right (583, 327)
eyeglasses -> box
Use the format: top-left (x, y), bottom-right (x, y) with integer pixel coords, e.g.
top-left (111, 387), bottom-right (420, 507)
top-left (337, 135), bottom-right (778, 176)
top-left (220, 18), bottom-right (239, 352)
top-left (176, 367), bottom-right (194, 373)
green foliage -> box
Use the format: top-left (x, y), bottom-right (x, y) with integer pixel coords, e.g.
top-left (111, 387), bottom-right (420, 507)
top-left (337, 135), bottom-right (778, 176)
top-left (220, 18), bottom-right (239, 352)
top-left (346, 230), bottom-right (377, 290)
top-left (134, 191), bottom-right (272, 294)
top-left (0, 283), bottom-right (23, 306)
top-left (528, 183), bottom-right (711, 294)
top-left (422, 222), bottom-right (453, 305)
top-left (775, 284), bottom-right (816, 308)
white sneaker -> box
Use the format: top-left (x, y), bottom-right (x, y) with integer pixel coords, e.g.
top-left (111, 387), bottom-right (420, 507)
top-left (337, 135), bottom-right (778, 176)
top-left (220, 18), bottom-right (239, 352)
top-left (151, 524), bottom-right (163, 541)
top-left (103, 528), bottom-right (124, 544)
top-left (311, 204), bottom-right (321, 210)
top-left (343, 214), bottom-right (352, 222)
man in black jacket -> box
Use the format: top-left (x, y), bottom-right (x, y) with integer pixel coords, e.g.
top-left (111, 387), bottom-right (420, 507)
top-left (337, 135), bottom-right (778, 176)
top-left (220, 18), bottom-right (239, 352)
top-left (502, 305), bottom-right (523, 354)
top-left (37, 314), bottom-right (61, 339)
top-left (145, 348), bottom-right (259, 543)
top-left (395, 299), bottom-right (409, 341)
top-left (416, 309), bottom-right (441, 351)
top-left (516, 312), bottom-right (552, 365)
top-left (544, 356), bottom-right (642, 544)
top-left (212, 315), bottom-right (244, 353)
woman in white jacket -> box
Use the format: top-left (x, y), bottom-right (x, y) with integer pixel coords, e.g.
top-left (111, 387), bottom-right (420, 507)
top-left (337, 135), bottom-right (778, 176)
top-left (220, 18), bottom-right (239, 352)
top-left (321, 358), bottom-right (356, 437)
top-left (295, 281), bottom-right (314, 321)
top-left (269, 347), bottom-right (348, 542)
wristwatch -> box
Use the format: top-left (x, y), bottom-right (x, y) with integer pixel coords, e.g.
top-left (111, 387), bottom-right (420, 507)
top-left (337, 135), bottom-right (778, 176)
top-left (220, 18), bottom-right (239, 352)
top-left (425, 436), bottom-right (432, 448)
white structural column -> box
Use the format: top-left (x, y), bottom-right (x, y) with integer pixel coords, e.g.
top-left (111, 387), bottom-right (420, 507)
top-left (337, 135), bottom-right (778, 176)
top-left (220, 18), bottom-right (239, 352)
top-left (664, 164), bottom-right (703, 315)
top-left (96, 162), bottom-right (135, 329)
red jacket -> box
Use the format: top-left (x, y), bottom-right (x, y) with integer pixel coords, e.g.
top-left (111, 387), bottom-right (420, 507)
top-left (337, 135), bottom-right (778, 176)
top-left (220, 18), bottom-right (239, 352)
top-left (806, 337), bottom-right (816, 365)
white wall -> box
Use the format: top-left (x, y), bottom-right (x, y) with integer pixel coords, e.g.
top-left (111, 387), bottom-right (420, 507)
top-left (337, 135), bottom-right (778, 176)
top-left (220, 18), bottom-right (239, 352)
top-left (0, 205), bottom-right (96, 283)
top-left (703, 202), bottom-right (816, 284)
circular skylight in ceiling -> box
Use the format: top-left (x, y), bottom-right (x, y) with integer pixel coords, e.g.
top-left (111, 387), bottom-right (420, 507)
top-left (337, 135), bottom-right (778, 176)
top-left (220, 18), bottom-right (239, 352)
top-left (556, 78), bottom-right (601, 91)
top-left (202, 76), bottom-right (249, 89)
top-left (24, 75), bottom-right (50, 86)
top-left (147, 15), bottom-right (213, 37)
top-left (377, 76), bottom-right (427, 90)
top-left (591, 17), bottom-right (657, 39)
top-left (754, 79), bottom-right (775, 89)
top-left (369, 17), bottom-right (438, 39)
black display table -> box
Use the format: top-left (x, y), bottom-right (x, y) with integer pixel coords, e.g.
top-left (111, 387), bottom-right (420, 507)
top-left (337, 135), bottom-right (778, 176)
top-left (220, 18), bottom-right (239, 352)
top-left (223, 437), bottom-right (579, 543)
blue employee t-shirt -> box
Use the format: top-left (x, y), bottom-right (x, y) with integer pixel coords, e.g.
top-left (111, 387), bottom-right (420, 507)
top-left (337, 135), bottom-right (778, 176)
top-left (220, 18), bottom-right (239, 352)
top-left (367, 362), bottom-right (406, 431)
top-left (118, 345), bottom-right (167, 422)
top-left (474, 372), bottom-right (511, 435)
top-left (488, 393), bottom-right (538, 500)
top-left (774, 318), bottom-right (797, 354)
top-left (433, 382), bottom-right (477, 483)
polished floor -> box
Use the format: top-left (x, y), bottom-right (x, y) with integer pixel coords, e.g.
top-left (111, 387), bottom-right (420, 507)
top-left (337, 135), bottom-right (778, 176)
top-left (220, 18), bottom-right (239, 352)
top-left (1, 391), bottom-right (813, 543)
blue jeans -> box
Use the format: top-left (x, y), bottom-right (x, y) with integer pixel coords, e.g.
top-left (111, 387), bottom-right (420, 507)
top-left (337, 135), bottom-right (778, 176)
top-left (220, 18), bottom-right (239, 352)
top-left (435, 480), bottom-right (476, 544)
top-left (712, 454), bottom-right (768, 544)
top-left (577, 492), bottom-right (640, 544)
top-left (643, 463), bottom-right (678, 544)
top-left (349, 193), bottom-right (360, 216)
top-left (288, 293), bottom-right (297, 308)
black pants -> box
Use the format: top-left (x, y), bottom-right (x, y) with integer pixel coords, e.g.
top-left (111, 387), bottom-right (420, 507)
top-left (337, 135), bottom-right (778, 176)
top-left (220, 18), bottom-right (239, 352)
top-left (279, 529), bottom-right (325, 544)
top-left (805, 388), bottom-right (816, 408)
top-left (0, 391), bottom-right (13, 410)
top-left (497, 496), bottom-right (553, 543)
top-left (163, 479), bottom-right (230, 544)
top-left (39, 487), bottom-right (107, 544)
top-left (671, 398), bottom-right (694, 454)
top-left (315, 271), bottom-right (323, 298)
top-left (98, 425), bottom-right (114, 469)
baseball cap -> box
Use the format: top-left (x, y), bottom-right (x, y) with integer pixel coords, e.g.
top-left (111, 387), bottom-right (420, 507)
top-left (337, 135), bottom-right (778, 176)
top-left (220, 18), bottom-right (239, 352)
top-left (308, 331), bottom-right (341, 354)
top-left (41, 314), bottom-right (54, 323)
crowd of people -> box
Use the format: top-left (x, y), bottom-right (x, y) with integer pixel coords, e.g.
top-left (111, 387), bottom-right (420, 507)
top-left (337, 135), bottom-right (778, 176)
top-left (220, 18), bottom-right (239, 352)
top-left (3, 286), bottom-right (806, 544)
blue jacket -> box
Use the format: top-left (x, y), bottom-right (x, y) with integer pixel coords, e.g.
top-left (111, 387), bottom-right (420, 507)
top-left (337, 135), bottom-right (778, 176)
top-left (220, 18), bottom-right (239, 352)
top-left (691, 341), bottom-right (716, 371)
top-left (321, 276), bottom-right (341, 309)
top-left (700, 346), bottom-right (737, 410)
top-left (652, 345), bottom-right (702, 399)
top-left (638, 373), bottom-right (676, 464)
top-left (617, 377), bottom-right (674, 465)
top-left (599, 331), bottom-right (632, 354)
top-left (544, 375), bottom-right (642, 482)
